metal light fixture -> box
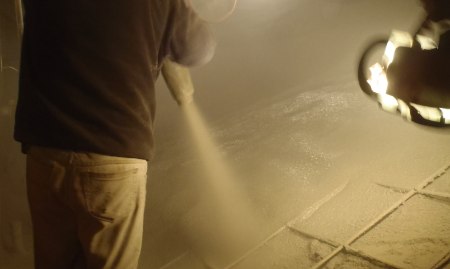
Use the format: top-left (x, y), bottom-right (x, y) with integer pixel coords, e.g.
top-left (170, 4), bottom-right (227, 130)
top-left (358, 19), bottom-right (450, 127)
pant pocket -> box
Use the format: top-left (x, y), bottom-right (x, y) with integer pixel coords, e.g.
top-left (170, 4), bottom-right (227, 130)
top-left (81, 165), bottom-right (141, 222)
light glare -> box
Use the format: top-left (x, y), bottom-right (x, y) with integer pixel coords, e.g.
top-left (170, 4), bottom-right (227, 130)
top-left (378, 93), bottom-right (398, 113)
top-left (440, 108), bottom-right (450, 123)
top-left (398, 100), bottom-right (412, 121)
top-left (411, 104), bottom-right (442, 122)
top-left (367, 63), bottom-right (388, 94)
top-left (383, 31), bottom-right (413, 66)
top-left (384, 41), bottom-right (396, 66)
top-left (416, 35), bottom-right (438, 50)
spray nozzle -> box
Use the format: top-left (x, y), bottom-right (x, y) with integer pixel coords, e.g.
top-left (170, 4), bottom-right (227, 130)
top-left (162, 60), bottom-right (195, 106)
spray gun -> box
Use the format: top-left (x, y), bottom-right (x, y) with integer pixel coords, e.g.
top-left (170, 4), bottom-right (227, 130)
top-left (357, 16), bottom-right (450, 127)
top-left (162, 60), bottom-right (195, 106)
top-left (161, 0), bottom-right (237, 106)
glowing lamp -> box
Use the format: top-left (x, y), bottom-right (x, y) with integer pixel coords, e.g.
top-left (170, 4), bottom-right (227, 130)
top-left (358, 28), bottom-right (450, 127)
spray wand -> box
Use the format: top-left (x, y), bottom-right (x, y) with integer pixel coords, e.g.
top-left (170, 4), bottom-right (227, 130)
top-left (162, 60), bottom-right (195, 106)
top-left (161, 0), bottom-right (239, 105)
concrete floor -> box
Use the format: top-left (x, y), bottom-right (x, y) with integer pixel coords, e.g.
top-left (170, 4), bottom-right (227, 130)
top-left (1, 0), bottom-right (450, 268)
top-left (146, 79), bottom-right (450, 269)
top-left (161, 160), bottom-right (450, 269)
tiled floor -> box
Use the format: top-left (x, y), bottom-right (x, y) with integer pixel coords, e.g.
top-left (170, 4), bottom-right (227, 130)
top-left (162, 164), bottom-right (450, 269)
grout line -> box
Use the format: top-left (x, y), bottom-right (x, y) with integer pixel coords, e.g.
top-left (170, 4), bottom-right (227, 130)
top-left (288, 226), bottom-right (405, 269)
top-left (375, 182), bottom-right (410, 193)
top-left (376, 183), bottom-right (450, 203)
top-left (345, 163), bottom-right (450, 247)
top-left (288, 226), bottom-right (403, 269)
top-left (159, 252), bottom-right (189, 269)
top-left (286, 226), bottom-right (340, 248)
top-left (159, 164), bottom-right (450, 269)
top-left (344, 245), bottom-right (405, 269)
top-left (223, 226), bottom-right (287, 269)
top-left (375, 164), bottom-right (450, 195)
top-left (375, 183), bottom-right (450, 201)
top-left (290, 180), bottom-right (350, 224)
top-left (158, 184), bottom-right (344, 269)
top-left (310, 246), bottom-right (344, 269)
top-left (418, 190), bottom-right (450, 203)
top-left (345, 189), bottom-right (417, 245)
top-left (224, 180), bottom-right (349, 269)
top-left (417, 165), bottom-right (450, 190)
top-left (430, 251), bottom-right (450, 269)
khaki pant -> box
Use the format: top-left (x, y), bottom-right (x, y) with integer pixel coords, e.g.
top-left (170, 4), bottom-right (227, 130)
top-left (26, 146), bottom-right (148, 269)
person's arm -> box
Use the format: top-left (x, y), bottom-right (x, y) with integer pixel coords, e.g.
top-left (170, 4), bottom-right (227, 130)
top-left (161, 60), bottom-right (195, 105)
top-left (167, 0), bottom-right (216, 66)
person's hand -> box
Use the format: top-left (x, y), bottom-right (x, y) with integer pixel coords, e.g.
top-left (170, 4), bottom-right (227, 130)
top-left (161, 60), bottom-right (195, 106)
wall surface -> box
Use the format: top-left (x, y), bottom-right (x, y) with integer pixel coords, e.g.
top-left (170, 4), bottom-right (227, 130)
top-left (0, 0), bottom-right (32, 268)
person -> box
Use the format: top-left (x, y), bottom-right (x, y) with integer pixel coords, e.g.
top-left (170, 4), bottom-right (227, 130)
top-left (14, 0), bottom-right (216, 268)
top-left (386, 0), bottom-right (450, 107)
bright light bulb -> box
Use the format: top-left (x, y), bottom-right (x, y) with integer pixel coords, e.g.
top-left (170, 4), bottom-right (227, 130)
top-left (411, 104), bottom-right (441, 122)
top-left (378, 93), bottom-right (398, 113)
top-left (383, 31), bottom-right (413, 66)
top-left (398, 99), bottom-right (411, 121)
top-left (367, 63), bottom-right (388, 94)
top-left (384, 41), bottom-right (396, 66)
top-left (416, 35), bottom-right (437, 50)
top-left (440, 108), bottom-right (450, 123)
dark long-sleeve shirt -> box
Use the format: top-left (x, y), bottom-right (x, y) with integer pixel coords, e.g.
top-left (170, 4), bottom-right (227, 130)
top-left (14, 0), bottom-right (215, 160)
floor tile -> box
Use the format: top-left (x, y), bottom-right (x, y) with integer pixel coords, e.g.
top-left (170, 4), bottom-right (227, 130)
top-left (351, 195), bottom-right (450, 269)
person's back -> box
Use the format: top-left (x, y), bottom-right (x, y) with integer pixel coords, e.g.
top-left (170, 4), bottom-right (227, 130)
top-left (15, 0), bottom-right (215, 160)
top-left (14, 1), bottom-right (215, 268)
